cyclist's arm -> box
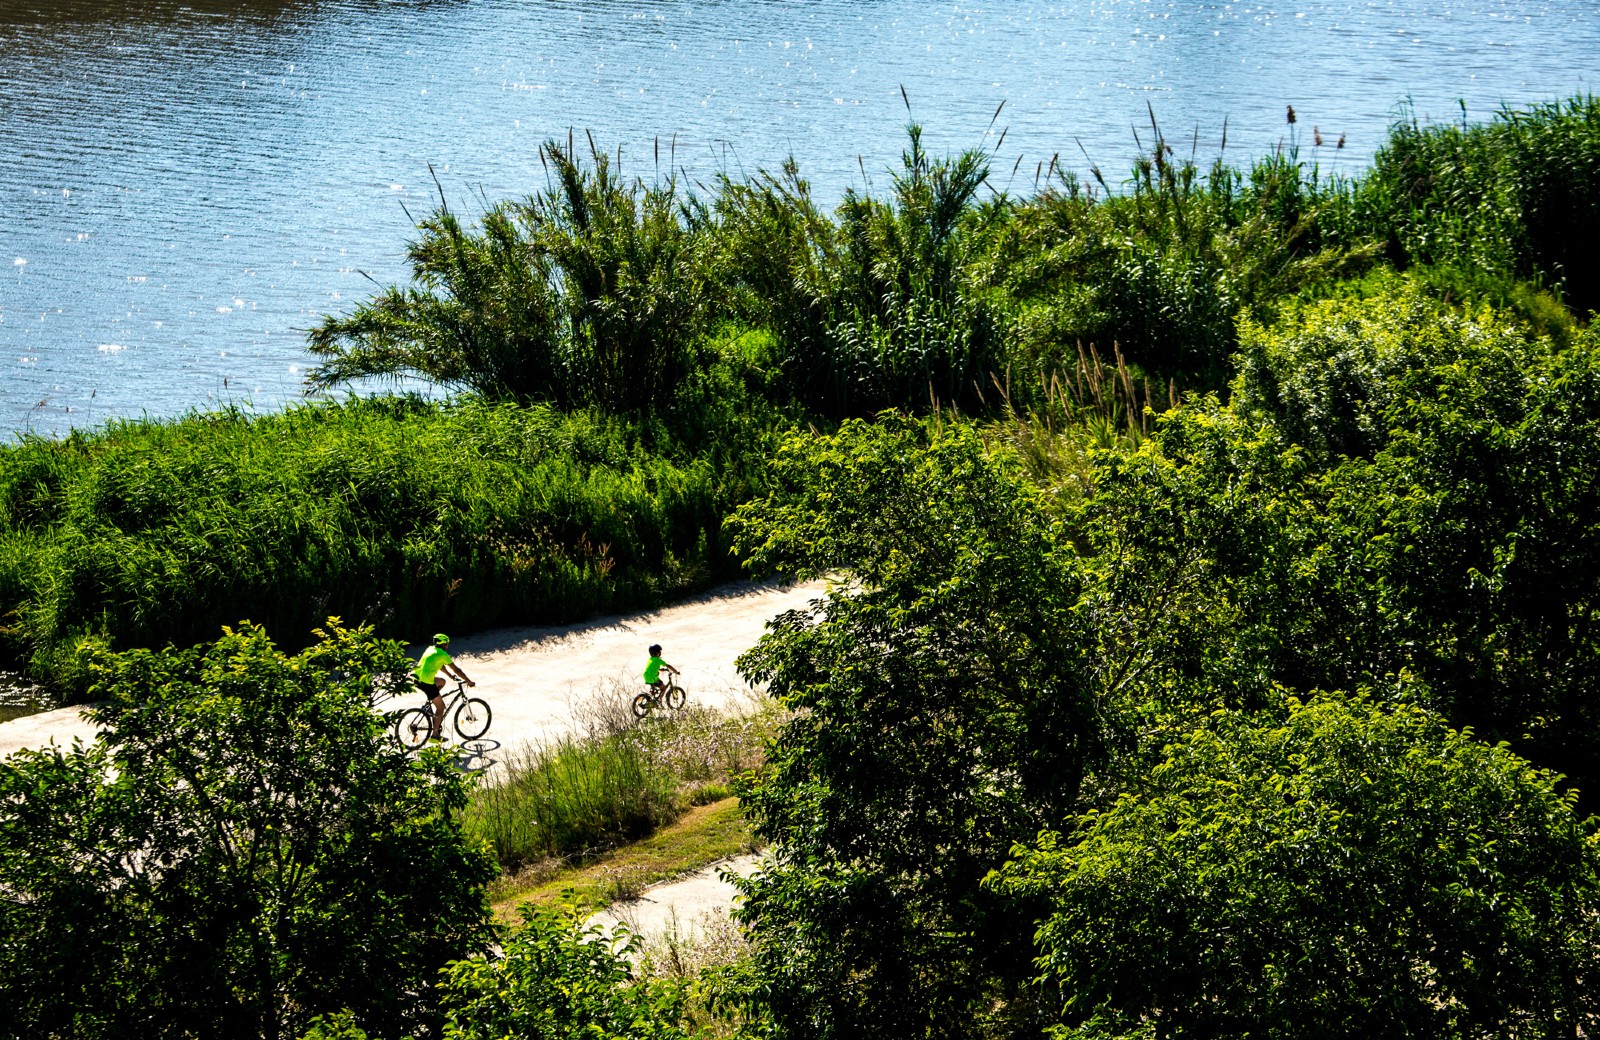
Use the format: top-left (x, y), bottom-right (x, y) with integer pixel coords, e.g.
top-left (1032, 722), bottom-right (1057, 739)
top-left (446, 661), bottom-right (476, 686)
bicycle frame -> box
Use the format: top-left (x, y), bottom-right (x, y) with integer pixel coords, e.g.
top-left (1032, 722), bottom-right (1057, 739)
top-left (393, 679), bottom-right (492, 749)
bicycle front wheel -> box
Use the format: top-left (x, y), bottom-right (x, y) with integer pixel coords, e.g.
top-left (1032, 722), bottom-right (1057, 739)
top-left (665, 684), bottom-right (686, 710)
top-left (454, 697), bottom-right (492, 741)
top-left (394, 707), bottom-right (432, 751)
top-left (631, 692), bottom-right (654, 719)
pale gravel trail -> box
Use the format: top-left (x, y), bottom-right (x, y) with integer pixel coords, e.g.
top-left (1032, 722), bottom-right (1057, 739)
top-left (0, 578), bottom-right (826, 765)
top-left (590, 853), bottom-right (764, 946)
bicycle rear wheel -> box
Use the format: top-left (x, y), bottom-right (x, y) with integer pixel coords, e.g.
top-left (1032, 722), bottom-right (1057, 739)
top-left (454, 697), bottom-right (492, 741)
top-left (394, 706), bottom-right (432, 750)
top-left (632, 692), bottom-right (654, 718)
top-left (665, 684), bottom-right (686, 710)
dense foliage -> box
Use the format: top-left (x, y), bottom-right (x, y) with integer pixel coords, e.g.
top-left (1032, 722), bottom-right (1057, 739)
top-left (436, 908), bottom-right (695, 1040)
top-left (0, 623), bottom-right (495, 1040)
top-left (1354, 96), bottom-right (1600, 315)
top-left (993, 692), bottom-right (1600, 1039)
top-left (724, 358), bottom-right (1600, 1036)
top-left (10, 96), bottom-right (1590, 693)
top-left (303, 909), bottom-right (696, 1040)
top-left (1149, 284), bottom-right (1600, 790)
top-left (0, 392), bottom-right (771, 690)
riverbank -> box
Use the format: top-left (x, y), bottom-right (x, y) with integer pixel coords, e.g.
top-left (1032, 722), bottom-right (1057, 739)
top-left (4, 94), bottom-right (1595, 705)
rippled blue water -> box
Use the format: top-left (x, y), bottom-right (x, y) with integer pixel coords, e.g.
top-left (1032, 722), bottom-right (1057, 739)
top-left (2, 0), bottom-right (1596, 436)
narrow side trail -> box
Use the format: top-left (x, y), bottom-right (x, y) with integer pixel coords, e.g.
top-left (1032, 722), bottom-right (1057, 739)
top-left (0, 578), bottom-right (826, 764)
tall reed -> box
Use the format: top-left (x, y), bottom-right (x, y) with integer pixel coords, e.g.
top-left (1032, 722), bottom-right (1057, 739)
top-left (309, 138), bottom-right (709, 413)
top-left (1354, 95), bottom-right (1600, 314)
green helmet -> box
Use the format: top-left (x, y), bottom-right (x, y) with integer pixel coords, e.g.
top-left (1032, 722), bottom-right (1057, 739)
top-left (433, 633), bottom-right (450, 645)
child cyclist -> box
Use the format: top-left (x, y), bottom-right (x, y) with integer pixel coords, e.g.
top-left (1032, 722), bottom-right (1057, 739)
top-left (414, 633), bottom-right (476, 741)
top-left (643, 643), bottom-right (679, 698)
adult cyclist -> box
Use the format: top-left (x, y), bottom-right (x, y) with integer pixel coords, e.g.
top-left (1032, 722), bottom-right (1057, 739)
top-left (414, 633), bottom-right (475, 741)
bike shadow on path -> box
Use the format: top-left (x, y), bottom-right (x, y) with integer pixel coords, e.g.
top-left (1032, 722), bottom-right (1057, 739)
top-left (452, 737), bottom-right (501, 775)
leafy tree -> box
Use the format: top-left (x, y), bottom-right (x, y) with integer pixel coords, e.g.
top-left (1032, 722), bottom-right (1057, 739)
top-left (991, 692), bottom-right (1600, 1039)
top-left (0, 622), bottom-right (496, 1040)
top-left (1078, 285), bottom-right (1600, 791)
top-left (723, 415), bottom-right (1097, 1039)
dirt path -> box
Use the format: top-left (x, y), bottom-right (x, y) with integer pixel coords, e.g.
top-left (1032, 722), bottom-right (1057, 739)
top-left (0, 578), bottom-right (826, 765)
top-left (590, 853), bottom-right (763, 946)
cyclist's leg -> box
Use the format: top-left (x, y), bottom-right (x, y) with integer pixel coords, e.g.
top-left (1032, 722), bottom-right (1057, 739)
top-left (430, 680), bottom-right (449, 738)
top-left (417, 677), bottom-right (447, 738)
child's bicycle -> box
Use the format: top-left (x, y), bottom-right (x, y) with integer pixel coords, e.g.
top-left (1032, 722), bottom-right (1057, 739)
top-left (633, 676), bottom-right (687, 718)
top-left (394, 679), bottom-right (492, 750)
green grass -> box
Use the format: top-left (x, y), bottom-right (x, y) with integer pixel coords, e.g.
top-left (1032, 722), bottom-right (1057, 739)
top-left (465, 699), bottom-right (780, 875)
top-left (465, 696), bottom-right (780, 920)
top-left (464, 734), bottom-right (682, 872)
top-left (487, 796), bottom-right (753, 920)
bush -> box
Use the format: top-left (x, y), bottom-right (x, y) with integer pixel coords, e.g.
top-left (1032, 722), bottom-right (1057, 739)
top-left (992, 692), bottom-right (1600, 1039)
top-left (711, 126), bottom-right (1007, 416)
top-left (437, 906), bottom-right (695, 1040)
top-left (303, 908), bottom-right (698, 1040)
top-left (0, 622), bottom-right (495, 1040)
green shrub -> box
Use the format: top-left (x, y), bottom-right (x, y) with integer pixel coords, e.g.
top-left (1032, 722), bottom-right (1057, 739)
top-left (437, 906), bottom-right (695, 1040)
top-left (992, 692), bottom-right (1600, 1038)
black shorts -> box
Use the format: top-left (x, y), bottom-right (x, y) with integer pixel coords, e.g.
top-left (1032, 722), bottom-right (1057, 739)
top-left (415, 678), bottom-right (442, 698)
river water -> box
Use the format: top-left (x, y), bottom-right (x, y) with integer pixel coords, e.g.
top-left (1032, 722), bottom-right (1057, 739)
top-left (1, 0), bottom-right (1596, 437)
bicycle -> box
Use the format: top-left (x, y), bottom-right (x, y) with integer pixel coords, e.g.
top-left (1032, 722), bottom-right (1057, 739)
top-left (394, 679), bottom-right (492, 750)
top-left (632, 676), bottom-right (687, 718)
